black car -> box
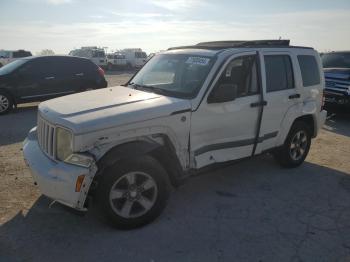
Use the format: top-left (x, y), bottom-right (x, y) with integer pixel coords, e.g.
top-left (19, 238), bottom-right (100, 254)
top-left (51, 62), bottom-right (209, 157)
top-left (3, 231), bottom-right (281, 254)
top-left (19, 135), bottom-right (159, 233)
top-left (322, 51), bottom-right (350, 107)
top-left (0, 55), bottom-right (108, 114)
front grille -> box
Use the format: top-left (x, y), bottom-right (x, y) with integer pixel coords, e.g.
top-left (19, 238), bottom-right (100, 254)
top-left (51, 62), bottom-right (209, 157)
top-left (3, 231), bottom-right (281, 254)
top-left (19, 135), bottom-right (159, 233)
top-left (37, 115), bottom-right (56, 159)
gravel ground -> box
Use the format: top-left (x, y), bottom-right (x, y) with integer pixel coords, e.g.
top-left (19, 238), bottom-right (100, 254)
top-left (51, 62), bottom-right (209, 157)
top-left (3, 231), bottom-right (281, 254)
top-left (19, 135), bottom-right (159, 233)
top-left (0, 72), bottom-right (350, 262)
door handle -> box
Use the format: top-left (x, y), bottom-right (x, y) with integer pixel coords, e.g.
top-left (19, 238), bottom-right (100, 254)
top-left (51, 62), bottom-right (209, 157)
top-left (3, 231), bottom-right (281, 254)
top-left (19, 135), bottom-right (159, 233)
top-left (250, 101), bottom-right (267, 108)
top-left (75, 73), bottom-right (84, 76)
top-left (289, 94), bottom-right (301, 99)
top-left (45, 76), bottom-right (55, 80)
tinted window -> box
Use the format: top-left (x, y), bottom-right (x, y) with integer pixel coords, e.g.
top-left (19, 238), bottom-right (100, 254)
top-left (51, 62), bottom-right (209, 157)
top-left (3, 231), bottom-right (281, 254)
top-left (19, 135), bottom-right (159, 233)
top-left (265, 55), bottom-right (294, 92)
top-left (214, 55), bottom-right (259, 98)
top-left (298, 55), bottom-right (320, 87)
top-left (322, 52), bottom-right (350, 69)
top-left (0, 59), bottom-right (28, 75)
top-left (18, 58), bottom-right (54, 76)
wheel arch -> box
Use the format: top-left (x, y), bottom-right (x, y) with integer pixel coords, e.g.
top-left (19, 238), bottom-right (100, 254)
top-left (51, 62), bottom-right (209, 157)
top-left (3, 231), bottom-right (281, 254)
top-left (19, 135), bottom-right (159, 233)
top-left (95, 135), bottom-right (186, 188)
top-left (0, 87), bottom-right (16, 106)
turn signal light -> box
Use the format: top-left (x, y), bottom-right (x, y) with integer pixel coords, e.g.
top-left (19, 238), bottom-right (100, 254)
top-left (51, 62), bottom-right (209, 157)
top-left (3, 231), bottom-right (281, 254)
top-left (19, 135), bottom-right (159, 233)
top-left (75, 175), bottom-right (85, 192)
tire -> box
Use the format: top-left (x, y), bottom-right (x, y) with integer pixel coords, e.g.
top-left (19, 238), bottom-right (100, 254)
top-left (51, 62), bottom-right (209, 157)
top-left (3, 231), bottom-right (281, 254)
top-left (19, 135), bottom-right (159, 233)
top-left (0, 91), bottom-right (13, 115)
top-left (95, 155), bottom-right (170, 229)
top-left (274, 121), bottom-right (311, 168)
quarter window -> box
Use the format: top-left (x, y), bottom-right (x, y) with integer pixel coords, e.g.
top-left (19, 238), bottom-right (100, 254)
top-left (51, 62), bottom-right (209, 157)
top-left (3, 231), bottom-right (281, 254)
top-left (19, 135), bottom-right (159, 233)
top-left (298, 55), bottom-right (320, 86)
top-left (265, 55), bottom-right (294, 92)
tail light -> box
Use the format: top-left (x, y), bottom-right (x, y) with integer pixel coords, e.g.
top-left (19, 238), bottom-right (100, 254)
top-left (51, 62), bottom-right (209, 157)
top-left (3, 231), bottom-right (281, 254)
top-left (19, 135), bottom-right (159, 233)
top-left (97, 66), bottom-right (105, 77)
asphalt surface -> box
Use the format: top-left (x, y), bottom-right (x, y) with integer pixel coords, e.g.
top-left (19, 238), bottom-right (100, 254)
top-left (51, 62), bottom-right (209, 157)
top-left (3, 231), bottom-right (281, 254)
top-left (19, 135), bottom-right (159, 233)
top-left (0, 73), bottom-right (350, 261)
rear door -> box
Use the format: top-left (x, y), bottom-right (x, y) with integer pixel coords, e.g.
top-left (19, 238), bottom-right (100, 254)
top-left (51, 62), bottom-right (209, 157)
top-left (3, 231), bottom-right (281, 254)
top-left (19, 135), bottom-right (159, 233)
top-left (256, 51), bottom-right (300, 153)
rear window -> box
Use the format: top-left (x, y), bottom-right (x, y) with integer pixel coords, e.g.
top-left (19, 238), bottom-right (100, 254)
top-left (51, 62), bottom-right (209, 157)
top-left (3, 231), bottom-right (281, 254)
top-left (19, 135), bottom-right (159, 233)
top-left (264, 55), bottom-right (294, 92)
top-left (298, 55), bottom-right (321, 87)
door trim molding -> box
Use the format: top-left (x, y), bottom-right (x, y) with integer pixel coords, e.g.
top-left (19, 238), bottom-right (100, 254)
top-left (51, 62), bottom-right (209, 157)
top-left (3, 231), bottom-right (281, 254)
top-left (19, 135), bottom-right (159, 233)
top-left (194, 131), bottom-right (278, 156)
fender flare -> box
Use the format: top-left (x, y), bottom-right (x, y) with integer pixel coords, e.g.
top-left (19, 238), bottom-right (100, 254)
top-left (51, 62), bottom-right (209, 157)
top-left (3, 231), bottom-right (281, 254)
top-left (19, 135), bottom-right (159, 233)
top-left (96, 138), bottom-right (186, 187)
top-left (277, 100), bottom-right (317, 145)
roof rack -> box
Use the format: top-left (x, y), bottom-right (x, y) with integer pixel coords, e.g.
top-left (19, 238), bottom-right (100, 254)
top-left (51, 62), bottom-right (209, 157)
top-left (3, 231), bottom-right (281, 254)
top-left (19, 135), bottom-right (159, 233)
top-left (197, 40), bottom-right (290, 48)
top-left (167, 39), bottom-right (315, 51)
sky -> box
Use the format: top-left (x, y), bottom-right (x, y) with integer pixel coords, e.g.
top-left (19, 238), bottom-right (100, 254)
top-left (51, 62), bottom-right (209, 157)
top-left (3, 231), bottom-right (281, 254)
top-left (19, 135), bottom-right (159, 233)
top-left (1, 0), bottom-right (350, 55)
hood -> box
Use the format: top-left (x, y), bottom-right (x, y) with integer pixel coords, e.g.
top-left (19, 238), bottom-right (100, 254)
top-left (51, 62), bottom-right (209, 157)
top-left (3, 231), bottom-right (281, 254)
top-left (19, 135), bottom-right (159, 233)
top-left (324, 68), bottom-right (350, 81)
top-left (39, 86), bottom-right (191, 134)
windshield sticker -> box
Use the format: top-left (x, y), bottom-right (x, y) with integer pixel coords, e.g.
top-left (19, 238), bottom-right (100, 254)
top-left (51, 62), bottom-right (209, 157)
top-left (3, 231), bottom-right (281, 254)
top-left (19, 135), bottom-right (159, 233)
top-left (185, 57), bottom-right (210, 66)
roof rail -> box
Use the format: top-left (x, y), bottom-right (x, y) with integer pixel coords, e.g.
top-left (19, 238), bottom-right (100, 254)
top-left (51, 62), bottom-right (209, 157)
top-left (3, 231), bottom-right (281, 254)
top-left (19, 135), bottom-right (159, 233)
top-left (168, 40), bottom-right (297, 51)
top-left (196, 40), bottom-right (290, 48)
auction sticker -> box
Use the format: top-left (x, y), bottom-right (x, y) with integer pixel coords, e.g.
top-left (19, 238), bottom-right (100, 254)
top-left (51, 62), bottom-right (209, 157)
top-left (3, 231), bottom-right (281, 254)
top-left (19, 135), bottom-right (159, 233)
top-left (185, 57), bottom-right (210, 66)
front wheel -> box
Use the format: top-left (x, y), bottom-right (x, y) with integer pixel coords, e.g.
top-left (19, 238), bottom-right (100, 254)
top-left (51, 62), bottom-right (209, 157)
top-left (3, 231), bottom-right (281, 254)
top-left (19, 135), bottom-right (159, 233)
top-left (274, 121), bottom-right (311, 168)
top-left (96, 156), bottom-right (170, 229)
top-left (0, 91), bottom-right (13, 115)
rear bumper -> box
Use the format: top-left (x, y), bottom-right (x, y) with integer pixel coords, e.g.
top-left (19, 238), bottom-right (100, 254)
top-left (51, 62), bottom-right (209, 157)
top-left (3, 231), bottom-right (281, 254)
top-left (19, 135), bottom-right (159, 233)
top-left (23, 127), bottom-right (97, 210)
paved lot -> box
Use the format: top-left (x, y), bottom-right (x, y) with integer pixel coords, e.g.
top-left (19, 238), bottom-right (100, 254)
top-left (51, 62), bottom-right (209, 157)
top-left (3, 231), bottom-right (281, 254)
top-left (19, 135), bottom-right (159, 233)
top-left (0, 73), bottom-right (350, 261)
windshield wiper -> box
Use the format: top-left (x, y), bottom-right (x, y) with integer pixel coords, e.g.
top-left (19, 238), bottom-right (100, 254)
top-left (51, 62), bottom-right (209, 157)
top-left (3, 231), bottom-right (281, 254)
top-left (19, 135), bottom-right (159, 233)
top-left (128, 82), bottom-right (168, 95)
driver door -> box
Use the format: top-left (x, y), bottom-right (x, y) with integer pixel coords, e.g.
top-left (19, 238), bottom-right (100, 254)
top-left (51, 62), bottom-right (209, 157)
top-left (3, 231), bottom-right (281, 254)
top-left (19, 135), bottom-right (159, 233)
top-left (190, 52), bottom-right (262, 168)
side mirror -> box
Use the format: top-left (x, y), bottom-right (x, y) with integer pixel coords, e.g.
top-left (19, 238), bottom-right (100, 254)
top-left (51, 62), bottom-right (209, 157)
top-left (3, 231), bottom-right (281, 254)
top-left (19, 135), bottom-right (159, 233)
top-left (208, 83), bottom-right (238, 103)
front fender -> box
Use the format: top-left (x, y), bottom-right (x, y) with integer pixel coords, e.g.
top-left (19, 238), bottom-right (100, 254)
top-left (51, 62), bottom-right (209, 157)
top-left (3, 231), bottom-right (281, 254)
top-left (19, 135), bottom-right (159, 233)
top-left (97, 140), bottom-right (160, 169)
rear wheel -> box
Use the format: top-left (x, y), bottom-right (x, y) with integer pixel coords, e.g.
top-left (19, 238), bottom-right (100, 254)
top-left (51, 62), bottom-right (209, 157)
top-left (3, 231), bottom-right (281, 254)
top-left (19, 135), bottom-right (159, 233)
top-left (96, 156), bottom-right (170, 229)
top-left (0, 91), bottom-right (13, 115)
top-left (274, 121), bottom-right (311, 168)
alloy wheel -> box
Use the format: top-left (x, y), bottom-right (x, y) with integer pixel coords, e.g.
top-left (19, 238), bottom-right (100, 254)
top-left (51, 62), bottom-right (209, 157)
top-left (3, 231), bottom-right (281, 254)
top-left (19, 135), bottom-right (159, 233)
top-left (0, 95), bottom-right (9, 113)
top-left (109, 171), bottom-right (158, 219)
top-left (289, 130), bottom-right (308, 161)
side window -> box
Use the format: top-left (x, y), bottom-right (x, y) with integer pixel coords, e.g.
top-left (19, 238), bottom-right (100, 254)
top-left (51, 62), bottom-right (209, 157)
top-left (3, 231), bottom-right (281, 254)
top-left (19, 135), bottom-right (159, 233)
top-left (298, 55), bottom-right (320, 87)
top-left (18, 59), bottom-right (53, 76)
top-left (214, 55), bottom-right (259, 98)
top-left (265, 55), bottom-right (294, 92)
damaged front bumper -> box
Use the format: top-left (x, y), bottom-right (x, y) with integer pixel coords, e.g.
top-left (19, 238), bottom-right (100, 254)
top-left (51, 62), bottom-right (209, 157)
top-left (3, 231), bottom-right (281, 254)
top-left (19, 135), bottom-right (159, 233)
top-left (23, 127), bottom-right (97, 211)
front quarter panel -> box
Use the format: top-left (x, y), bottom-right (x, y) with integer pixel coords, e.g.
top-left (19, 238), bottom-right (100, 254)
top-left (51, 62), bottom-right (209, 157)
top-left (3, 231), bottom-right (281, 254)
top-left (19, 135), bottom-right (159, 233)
top-left (74, 112), bottom-right (192, 170)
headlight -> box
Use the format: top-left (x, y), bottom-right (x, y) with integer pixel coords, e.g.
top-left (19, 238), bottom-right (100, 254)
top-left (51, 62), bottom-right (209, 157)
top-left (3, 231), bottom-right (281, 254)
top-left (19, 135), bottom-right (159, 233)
top-left (56, 127), bottom-right (94, 168)
top-left (56, 127), bottom-right (73, 161)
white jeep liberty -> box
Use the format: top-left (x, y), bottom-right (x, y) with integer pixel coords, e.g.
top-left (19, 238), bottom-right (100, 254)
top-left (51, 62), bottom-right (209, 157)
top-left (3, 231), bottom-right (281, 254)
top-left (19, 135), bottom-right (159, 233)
top-left (23, 40), bottom-right (327, 229)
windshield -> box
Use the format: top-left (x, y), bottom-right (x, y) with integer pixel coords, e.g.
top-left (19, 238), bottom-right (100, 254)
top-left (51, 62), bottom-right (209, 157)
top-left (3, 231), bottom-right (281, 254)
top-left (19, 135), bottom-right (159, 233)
top-left (129, 54), bottom-right (215, 98)
top-left (0, 59), bottom-right (28, 75)
top-left (322, 52), bottom-right (350, 68)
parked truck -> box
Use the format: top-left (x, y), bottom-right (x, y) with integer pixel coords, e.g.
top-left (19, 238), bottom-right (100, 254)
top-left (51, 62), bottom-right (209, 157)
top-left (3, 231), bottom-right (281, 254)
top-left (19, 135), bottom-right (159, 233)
top-left (69, 47), bottom-right (107, 68)
top-left (121, 48), bottom-right (147, 68)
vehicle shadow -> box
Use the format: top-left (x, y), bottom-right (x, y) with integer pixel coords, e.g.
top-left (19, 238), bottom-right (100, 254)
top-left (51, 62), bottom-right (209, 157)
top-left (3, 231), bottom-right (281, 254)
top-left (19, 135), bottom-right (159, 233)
top-left (1, 156), bottom-right (350, 262)
top-left (324, 106), bottom-right (350, 137)
top-left (0, 104), bottom-right (38, 146)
